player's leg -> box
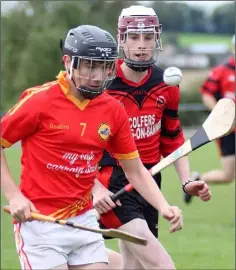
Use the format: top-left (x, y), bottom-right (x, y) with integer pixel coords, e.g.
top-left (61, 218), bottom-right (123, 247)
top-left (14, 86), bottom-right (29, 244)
top-left (106, 248), bottom-right (121, 269)
top-left (98, 166), bottom-right (146, 269)
top-left (118, 239), bottom-right (144, 269)
top-left (199, 132), bottom-right (235, 183)
top-left (119, 218), bottom-right (175, 269)
top-left (200, 155), bottom-right (235, 183)
top-left (99, 167), bottom-right (174, 269)
top-left (184, 132), bottom-right (235, 203)
top-left (67, 210), bottom-right (108, 269)
top-left (101, 200), bottom-right (175, 269)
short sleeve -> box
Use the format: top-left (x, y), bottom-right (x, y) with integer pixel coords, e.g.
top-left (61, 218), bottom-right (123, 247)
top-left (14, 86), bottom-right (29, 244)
top-left (1, 90), bottom-right (43, 148)
top-left (106, 103), bottom-right (139, 160)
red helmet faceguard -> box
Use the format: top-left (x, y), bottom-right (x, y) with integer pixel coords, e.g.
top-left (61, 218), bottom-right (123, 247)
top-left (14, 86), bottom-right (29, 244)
top-left (118, 14), bottom-right (162, 72)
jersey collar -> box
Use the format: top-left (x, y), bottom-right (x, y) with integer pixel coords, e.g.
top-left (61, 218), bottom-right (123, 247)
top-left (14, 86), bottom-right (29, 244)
top-left (116, 59), bottom-right (152, 87)
top-left (57, 71), bottom-right (90, 111)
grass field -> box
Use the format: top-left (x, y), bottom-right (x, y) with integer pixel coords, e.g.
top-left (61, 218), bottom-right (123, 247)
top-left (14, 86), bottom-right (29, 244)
top-left (1, 143), bottom-right (235, 269)
top-left (178, 33), bottom-right (233, 47)
top-left (163, 32), bottom-right (233, 48)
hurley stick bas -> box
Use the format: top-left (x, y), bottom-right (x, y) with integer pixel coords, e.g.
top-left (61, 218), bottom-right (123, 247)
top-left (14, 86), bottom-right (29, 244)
top-left (3, 206), bottom-right (147, 246)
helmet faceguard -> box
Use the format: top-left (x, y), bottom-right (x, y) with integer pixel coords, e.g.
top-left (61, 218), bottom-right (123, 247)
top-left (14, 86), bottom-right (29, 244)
top-left (118, 6), bottom-right (162, 72)
top-left (61, 25), bottom-right (118, 99)
top-left (67, 55), bottom-right (116, 100)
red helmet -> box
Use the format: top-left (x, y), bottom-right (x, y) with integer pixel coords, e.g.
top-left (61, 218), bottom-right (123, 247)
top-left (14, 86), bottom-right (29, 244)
top-left (117, 5), bottom-right (162, 72)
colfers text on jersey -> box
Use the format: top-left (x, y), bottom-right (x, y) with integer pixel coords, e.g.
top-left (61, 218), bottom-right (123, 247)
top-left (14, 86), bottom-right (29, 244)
top-left (100, 59), bottom-right (185, 166)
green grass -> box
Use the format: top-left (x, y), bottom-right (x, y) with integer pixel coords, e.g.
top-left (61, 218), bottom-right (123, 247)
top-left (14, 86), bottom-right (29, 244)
top-left (164, 32), bottom-right (233, 48)
top-left (179, 33), bottom-right (233, 47)
top-left (1, 143), bottom-right (235, 269)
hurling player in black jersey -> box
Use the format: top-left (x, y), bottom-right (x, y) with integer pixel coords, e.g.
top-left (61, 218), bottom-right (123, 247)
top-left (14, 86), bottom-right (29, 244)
top-left (93, 5), bottom-right (212, 269)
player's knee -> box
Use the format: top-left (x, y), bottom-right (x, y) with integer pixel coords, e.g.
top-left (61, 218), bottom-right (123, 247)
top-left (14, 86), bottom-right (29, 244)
top-left (223, 170), bottom-right (235, 183)
top-left (223, 175), bottom-right (234, 183)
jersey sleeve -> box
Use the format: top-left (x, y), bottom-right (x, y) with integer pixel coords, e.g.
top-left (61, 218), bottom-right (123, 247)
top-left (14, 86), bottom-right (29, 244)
top-left (106, 103), bottom-right (139, 160)
top-left (159, 86), bottom-right (185, 158)
top-left (1, 90), bottom-right (43, 148)
top-left (200, 66), bottom-right (222, 99)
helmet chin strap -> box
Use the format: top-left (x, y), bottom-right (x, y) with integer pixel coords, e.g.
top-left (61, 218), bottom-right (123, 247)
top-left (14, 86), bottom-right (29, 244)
top-left (124, 57), bottom-right (155, 72)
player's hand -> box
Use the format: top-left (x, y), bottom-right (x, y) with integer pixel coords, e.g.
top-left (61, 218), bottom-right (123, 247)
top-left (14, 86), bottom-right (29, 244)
top-left (160, 205), bottom-right (183, 233)
top-left (93, 184), bottom-right (121, 214)
top-left (185, 181), bottom-right (211, 201)
top-left (9, 192), bottom-right (39, 222)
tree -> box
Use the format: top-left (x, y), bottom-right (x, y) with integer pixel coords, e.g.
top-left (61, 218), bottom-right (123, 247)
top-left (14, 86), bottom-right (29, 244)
top-left (211, 3), bottom-right (235, 34)
top-left (189, 7), bottom-right (207, 33)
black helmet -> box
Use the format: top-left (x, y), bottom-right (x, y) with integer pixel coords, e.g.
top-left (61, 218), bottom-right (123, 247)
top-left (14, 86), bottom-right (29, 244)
top-left (60, 25), bottom-right (118, 99)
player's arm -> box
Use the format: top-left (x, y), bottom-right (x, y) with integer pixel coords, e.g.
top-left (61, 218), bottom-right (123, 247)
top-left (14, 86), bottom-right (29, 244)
top-left (119, 158), bottom-right (169, 212)
top-left (92, 177), bottom-right (122, 213)
top-left (159, 86), bottom-right (190, 182)
top-left (173, 156), bottom-right (191, 183)
top-left (1, 147), bottom-right (38, 222)
top-left (160, 86), bottom-right (210, 199)
top-left (202, 94), bottom-right (217, 111)
top-left (1, 147), bottom-right (20, 202)
top-left (1, 91), bottom-right (43, 221)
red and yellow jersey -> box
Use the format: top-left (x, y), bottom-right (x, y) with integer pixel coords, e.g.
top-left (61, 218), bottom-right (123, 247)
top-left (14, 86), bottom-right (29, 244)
top-left (200, 56), bottom-right (235, 102)
top-left (100, 59), bottom-right (184, 166)
top-left (1, 71), bottom-right (138, 219)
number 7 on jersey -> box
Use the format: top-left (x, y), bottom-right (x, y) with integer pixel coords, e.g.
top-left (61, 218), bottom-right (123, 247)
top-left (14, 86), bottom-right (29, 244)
top-left (80, 123), bottom-right (87, 136)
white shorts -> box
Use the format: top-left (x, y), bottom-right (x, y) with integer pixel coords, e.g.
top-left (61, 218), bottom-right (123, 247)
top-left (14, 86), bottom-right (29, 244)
top-left (14, 209), bottom-right (108, 269)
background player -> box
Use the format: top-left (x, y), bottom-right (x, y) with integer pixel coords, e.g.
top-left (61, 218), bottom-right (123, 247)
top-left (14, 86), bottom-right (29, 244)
top-left (1, 24), bottom-right (184, 270)
top-left (184, 34), bottom-right (235, 204)
top-left (93, 6), bottom-right (211, 269)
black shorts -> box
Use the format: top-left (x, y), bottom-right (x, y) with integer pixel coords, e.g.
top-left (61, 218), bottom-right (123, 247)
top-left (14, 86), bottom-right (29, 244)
top-left (217, 131), bottom-right (235, 156)
top-left (98, 164), bottom-right (161, 238)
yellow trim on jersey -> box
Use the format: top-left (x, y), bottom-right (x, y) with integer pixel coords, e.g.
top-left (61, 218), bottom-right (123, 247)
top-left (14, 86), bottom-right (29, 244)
top-left (49, 190), bottom-right (92, 219)
top-left (1, 138), bottom-right (12, 148)
top-left (57, 71), bottom-right (90, 111)
top-left (8, 82), bottom-right (57, 116)
top-left (114, 150), bottom-right (139, 160)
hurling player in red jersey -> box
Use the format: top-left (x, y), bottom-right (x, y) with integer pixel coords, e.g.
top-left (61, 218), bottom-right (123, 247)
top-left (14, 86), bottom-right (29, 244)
top-left (1, 25), bottom-right (184, 270)
top-left (94, 6), bottom-right (211, 269)
top-left (185, 35), bottom-right (235, 204)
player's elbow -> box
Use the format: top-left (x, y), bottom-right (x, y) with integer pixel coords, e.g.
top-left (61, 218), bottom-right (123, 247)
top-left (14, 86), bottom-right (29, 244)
top-left (125, 167), bottom-right (147, 188)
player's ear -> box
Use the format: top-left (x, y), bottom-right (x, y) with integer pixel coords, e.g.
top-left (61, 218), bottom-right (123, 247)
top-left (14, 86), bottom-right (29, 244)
top-left (62, 55), bottom-right (71, 70)
top-left (62, 55), bottom-right (70, 63)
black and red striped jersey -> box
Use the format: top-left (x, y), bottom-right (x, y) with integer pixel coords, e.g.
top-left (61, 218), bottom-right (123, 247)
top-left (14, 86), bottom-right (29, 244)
top-left (100, 59), bottom-right (185, 166)
top-left (200, 56), bottom-right (235, 102)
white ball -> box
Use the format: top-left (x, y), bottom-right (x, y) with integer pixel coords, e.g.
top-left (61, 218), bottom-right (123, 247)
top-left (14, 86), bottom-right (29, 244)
top-left (163, 67), bottom-right (183, 86)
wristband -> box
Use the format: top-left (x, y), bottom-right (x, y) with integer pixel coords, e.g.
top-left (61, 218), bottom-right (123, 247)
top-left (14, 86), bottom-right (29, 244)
top-left (182, 179), bottom-right (197, 195)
